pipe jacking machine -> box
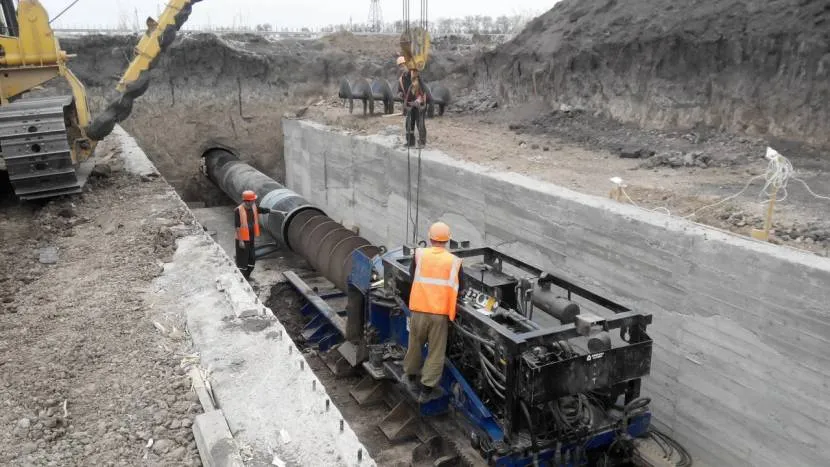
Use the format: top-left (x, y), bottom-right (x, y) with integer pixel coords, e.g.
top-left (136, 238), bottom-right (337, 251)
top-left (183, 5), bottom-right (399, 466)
top-left (203, 148), bottom-right (670, 467)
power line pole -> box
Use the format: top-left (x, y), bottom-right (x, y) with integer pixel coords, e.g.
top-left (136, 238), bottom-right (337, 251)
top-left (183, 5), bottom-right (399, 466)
top-left (368, 0), bottom-right (383, 33)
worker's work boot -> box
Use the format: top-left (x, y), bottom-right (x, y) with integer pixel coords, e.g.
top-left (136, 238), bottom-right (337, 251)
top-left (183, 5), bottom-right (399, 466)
top-left (404, 374), bottom-right (419, 394)
top-left (417, 384), bottom-right (441, 403)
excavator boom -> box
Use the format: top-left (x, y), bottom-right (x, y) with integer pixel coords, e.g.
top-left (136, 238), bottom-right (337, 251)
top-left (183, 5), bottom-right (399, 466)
top-left (86, 0), bottom-right (202, 141)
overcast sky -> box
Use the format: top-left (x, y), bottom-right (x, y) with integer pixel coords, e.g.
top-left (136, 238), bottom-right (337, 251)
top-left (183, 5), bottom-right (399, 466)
top-left (41, 0), bottom-right (557, 30)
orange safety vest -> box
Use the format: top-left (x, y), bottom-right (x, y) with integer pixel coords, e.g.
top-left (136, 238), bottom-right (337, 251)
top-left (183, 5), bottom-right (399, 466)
top-left (408, 247), bottom-right (463, 321)
top-left (235, 204), bottom-right (260, 241)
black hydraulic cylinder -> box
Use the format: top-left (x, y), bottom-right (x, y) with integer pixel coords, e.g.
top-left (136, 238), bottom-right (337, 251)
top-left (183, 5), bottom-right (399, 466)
top-left (202, 147), bottom-right (379, 292)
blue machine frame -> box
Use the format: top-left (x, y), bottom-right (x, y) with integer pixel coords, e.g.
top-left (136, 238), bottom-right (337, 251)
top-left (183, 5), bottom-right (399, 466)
top-left (289, 247), bottom-right (653, 466)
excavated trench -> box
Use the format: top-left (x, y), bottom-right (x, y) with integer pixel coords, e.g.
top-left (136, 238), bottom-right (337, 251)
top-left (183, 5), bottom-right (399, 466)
top-left (44, 11), bottom-right (830, 464)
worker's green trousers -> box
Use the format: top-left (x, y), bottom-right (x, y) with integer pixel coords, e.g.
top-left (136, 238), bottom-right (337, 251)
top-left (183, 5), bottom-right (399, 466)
top-left (403, 311), bottom-right (449, 388)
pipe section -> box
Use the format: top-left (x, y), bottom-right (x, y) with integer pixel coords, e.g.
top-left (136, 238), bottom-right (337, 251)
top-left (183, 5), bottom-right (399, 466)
top-left (202, 148), bottom-right (379, 291)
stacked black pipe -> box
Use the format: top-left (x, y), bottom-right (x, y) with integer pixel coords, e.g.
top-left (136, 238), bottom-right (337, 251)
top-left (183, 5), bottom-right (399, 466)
top-left (202, 148), bottom-right (379, 291)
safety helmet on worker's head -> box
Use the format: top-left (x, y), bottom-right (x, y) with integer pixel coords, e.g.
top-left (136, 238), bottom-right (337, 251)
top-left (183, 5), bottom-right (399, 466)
top-left (396, 56), bottom-right (406, 66)
top-left (242, 190), bottom-right (257, 202)
top-left (428, 222), bottom-right (451, 242)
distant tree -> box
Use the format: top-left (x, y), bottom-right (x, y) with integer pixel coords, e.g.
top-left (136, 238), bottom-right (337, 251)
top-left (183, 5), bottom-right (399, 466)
top-left (463, 16), bottom-right (476, 33)
top-left (436, 17), bottom-right (453, 35)
top-left (495, 15), bottom-right (510, 33)
top-left (481, 16), bottom-right (494, 34)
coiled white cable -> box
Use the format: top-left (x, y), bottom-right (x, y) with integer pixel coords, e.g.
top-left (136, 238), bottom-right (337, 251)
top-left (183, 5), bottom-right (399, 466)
top-left (618, 147), bottom-right (829, 219)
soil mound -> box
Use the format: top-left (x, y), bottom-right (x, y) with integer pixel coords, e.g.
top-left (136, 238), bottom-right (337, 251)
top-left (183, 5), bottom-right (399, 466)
top-left (475, 0), bottom-right (830, 148)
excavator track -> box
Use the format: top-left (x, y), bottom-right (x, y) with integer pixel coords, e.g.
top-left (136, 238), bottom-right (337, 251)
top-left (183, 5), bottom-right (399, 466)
top-left (0, 96), bottom-right (92, 200)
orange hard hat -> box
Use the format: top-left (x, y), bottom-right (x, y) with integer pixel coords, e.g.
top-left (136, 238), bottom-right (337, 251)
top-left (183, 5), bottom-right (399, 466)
top-left (242, 190), bottom-right (257, 201)
top-left (396, 56), bottom-right (406, 66)
top-left (428, 222), bottom-right (451, 242)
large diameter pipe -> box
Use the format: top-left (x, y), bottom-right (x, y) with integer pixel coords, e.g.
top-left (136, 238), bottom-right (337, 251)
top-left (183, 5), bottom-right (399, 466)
top-left (202, 148), bottom-right (379, 292)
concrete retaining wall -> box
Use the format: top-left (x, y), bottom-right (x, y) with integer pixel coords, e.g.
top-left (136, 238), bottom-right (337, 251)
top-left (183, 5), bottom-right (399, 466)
top-left (283, 118), bottom-right (830, 467)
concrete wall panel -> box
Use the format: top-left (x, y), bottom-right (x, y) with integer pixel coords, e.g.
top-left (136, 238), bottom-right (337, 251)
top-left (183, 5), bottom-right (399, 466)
top-left (283, 118), bottom-right (830, 467)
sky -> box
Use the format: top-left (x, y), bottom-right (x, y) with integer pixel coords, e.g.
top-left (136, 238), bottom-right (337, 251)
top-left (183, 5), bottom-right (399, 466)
top-left (40, 0), bottom-right (557, 30)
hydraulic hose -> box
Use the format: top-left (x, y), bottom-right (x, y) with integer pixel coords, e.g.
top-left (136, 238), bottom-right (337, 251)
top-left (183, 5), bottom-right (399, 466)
top-left (521, 400), bottom-right (540, 467)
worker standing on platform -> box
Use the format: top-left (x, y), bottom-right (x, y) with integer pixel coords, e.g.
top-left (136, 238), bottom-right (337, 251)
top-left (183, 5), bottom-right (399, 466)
top-left (234, 190), bottom-right (271, 279)
top-left (401, 68), bottom-right (427, 147)
top-left (403, 222), bottom-right (464, 402)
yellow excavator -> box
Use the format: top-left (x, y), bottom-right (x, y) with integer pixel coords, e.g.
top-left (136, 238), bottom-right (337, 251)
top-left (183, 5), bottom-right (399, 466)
top-left (0, 0), bottom-right (202, 200)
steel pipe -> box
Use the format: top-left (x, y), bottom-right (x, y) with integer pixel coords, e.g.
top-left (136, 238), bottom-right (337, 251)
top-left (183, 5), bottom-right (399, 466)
top-left (202, 147), bottom-right (379, 291)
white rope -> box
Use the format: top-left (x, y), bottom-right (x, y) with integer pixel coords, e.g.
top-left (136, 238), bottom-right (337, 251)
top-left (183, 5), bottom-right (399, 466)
top-left (617, 147), bottom-right (829, 219)
top-left (793, 177), bottom-right (830, 201)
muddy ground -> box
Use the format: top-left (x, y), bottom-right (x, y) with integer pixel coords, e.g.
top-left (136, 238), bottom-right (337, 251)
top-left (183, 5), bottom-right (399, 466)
top-left (0, 145), bottom-right (203, 465)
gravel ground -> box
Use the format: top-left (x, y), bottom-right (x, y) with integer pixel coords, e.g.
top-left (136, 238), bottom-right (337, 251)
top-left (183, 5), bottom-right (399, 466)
top-left (0, 158), bottom-right (204, 465)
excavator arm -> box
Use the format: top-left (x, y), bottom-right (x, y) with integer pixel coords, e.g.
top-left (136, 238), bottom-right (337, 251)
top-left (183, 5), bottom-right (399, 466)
top-left (0, 0), bottom-right (202, 200)
top-left (85, 0), bottom-right (203, 141)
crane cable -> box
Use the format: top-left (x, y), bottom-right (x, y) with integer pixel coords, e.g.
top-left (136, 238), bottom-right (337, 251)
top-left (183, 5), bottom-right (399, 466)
top-left (50, 0), bottom-right (83, 24)
top-left (403, 0), bottom-right (427, 245)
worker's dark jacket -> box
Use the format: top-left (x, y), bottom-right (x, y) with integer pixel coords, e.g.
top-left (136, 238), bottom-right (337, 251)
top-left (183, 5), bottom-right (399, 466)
top-left (234, 205), bottom-right (271, 241)
top-left (400, 72), bottom-right (427, 104)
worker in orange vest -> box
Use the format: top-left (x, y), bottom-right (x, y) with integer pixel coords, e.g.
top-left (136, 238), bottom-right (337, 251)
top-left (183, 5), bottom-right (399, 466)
top-left (234, 190), bottom-right (271, 278)
top-left (403, 221), bottom-right (465, 402)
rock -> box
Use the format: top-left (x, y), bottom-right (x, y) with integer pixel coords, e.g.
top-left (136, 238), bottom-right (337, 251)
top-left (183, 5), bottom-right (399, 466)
top-left (21, 442), bottom-right (37, 454)
top-left (57, 206), bottom-right (77, 218)
top-left (97, 216), bottom-right (123, 235)
top-left (91, 164), bottom-right (112, 178)
top-left (38, 247), bottom-right (59, 265)
top-left (531, 144), bottom-right (540, 150)
top-left (543, 146), bottom-right (550, 151)
top-left (151, 438), bottom-right (174, 455)
top-left (181, 418), bottom-right (192, 429)
top-left (619, 147), bottom-right (654, 159)
top-left (17, 418), bottom-right (31, 430)
top-left (170, 446), bottom-right (187, 459)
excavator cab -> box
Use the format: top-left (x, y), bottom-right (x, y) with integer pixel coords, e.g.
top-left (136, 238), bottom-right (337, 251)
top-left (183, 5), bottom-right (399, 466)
top-left (0, 0), bottom-right (19, 37)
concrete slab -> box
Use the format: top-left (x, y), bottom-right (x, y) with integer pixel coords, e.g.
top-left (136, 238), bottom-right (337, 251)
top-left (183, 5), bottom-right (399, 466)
top-left (193, 410), bottom-right (245, 467)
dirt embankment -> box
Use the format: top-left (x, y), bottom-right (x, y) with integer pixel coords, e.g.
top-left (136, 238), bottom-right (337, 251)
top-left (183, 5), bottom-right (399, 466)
top-left (59, 32), bottom-right (468, 203)
top-left (474, 0), bottom-right (830, 149)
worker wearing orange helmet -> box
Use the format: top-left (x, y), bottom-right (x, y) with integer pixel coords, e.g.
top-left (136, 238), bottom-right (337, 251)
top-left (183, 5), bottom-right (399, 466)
top-left (403, 221), bottom-right (465, 402)
top-left (234, 190), bottom-right (271, 279)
